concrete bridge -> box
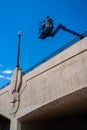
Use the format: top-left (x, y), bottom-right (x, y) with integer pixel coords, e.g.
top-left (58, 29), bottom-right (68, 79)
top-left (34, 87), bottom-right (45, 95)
top-left (0, 37), bottom-right (87, 130)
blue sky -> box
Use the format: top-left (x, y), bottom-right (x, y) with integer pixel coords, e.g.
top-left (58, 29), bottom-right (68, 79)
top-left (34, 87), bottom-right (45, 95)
top-left (0, 0), bottom-right (87, 88)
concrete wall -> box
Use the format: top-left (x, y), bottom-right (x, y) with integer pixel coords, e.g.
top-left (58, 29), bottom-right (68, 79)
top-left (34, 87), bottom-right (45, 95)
top-left (0, 86), bottom-right (11, 119)
top-left (18, 37), bottom-right (87, 118)
top-left (0, 37), bottom-right (87, 130)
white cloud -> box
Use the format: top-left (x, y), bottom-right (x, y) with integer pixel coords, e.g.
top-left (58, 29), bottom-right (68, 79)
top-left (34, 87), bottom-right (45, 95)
top-left (5, 77), bottom-right (11, 80)
top-left (0, 67), bottom-right (12, 82)
top-left (0, 74), bottom-right (11, 80)
top-left (2, 69), bottom-right (13, 74)
top-left (0, 75), bottom-right (5, 78)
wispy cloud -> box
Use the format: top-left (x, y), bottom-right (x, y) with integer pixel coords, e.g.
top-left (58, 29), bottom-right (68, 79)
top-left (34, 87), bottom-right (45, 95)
top-left (0, 74), bottom-right (11, 80)
top-left (0, 75), bottom-right (5, 78)
top-left (5, 77), bottom-right (11, 80)
top-left (2, 69), bottom-right (13, 74)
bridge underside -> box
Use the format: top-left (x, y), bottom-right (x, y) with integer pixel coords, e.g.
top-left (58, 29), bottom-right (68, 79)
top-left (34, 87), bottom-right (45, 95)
top-left (0, 115), bottom-right (10, 130)
top-left (19, 87), bottom-right (87, 130)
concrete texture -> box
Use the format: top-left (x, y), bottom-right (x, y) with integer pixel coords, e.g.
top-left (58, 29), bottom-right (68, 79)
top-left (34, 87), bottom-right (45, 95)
top-left (0, 37), bottom-right (87, 130)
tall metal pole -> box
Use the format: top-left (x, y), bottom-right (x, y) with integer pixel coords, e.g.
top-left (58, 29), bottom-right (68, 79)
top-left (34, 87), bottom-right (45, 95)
top-left (16, 31), bottom-right (21, 67)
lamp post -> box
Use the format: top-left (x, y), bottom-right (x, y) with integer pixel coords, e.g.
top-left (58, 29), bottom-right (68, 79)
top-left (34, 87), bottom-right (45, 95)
top-left (10, 31), bottom-right (22, 115)
top-left (16, 31), bottom-right (21, 67)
